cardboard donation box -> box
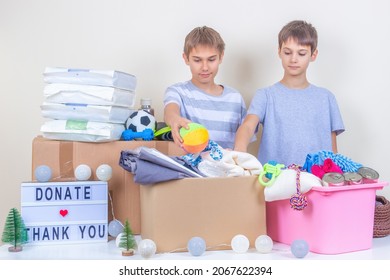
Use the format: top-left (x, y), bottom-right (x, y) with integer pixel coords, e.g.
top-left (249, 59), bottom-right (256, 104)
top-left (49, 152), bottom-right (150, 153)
top-left (32, 136), bottom-right (185, 234)
top-left (140, 176), bottom-right (266, 253)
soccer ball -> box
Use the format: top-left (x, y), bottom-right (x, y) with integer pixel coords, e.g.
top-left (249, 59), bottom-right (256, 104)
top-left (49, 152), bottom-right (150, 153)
top-left (125, 110), bottom-right (156, 132)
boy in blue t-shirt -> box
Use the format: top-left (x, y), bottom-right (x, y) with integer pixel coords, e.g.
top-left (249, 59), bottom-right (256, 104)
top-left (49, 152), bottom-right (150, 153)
top-left (164, 26), bottom-right (247, 149)
top-left (234, 20), bottom-right (345, 166)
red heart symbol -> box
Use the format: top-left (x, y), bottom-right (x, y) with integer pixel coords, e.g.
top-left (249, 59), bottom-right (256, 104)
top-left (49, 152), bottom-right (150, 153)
top-left (59, 209), bottom-right (68, 217)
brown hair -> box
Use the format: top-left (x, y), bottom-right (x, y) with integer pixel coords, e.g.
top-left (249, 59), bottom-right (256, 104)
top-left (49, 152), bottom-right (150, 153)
top-left (278, 20), bottom-right (318, 54)
top-left (183, 26), bottom-right (225, 58)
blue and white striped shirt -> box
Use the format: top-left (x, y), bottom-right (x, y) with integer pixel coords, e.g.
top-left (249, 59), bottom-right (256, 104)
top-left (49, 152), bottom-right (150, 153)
top-left (164, 80), bottom-right (247, 149)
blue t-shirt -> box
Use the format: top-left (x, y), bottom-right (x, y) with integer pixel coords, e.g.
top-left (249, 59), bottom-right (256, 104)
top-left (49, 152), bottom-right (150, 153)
top-left (164, 81), bottom-right (247, 149)
top-left (248, 82), bottom-right (345, 166)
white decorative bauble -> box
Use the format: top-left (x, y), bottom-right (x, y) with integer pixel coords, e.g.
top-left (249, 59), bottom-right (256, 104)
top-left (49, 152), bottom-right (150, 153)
top-left (187, 236), bottom-right (206, 256)
top-left (96, 164), bottom-right (112, 181)
top-left (34, 165), bottom-right (52, 182)
top-left (108, 219), bottom-right (124, 237)
top-left (74, 164), bottom-right (92, 181)
top-left (231, 234), bottom-right (250, 253)
top-left (115, 233), bottom-right (124, 247)
top-left (255, 235), bottom-right (273, 253)
top-left (138, 239), bottom-right (157, 258)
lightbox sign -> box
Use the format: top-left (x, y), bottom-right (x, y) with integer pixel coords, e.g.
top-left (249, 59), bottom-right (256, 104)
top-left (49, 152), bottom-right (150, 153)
top-left (21, 181), bottom-right (108, 245)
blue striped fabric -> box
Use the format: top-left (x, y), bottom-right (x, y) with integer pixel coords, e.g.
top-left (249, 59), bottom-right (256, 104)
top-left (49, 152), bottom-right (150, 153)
top-left (164, 80), bottom-right (247, 149)
top-left (182, 140), bottom-right (223, 167)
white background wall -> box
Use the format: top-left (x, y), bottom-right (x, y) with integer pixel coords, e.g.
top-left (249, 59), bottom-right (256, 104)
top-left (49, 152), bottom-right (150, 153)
top-left (1, 0), bottom-right (389, 237)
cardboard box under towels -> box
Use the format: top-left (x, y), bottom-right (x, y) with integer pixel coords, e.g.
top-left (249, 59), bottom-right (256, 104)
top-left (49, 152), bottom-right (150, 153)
top-left (140, 176), bottom-right (266, 252)
top-left (32, 136), bottom-right (185, 234)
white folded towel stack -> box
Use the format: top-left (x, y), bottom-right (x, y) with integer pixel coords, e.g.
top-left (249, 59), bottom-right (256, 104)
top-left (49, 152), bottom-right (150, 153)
top-left (40, 67), bottom-right (137, 142)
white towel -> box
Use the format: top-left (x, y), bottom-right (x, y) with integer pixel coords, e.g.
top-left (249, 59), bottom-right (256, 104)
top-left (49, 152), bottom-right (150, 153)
top-left (198, 150), bottom-right (263, 177)
top-left (264, 169), bottom-right (322, 201)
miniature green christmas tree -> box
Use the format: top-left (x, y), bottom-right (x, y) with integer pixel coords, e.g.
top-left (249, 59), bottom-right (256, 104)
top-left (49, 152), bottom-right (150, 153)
top-left (119, 220), bottom-right (137, 256)
top-left (1, 208), bottom-right (28, 252)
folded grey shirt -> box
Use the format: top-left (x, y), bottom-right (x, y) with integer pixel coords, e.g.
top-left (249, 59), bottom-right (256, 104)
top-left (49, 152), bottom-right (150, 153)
top-left (119, 147), bottom-right (204, 185)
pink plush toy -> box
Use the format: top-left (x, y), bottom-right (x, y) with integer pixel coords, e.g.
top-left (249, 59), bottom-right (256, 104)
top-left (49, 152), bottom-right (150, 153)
top-left (311, 158), bottom-right (343, 179)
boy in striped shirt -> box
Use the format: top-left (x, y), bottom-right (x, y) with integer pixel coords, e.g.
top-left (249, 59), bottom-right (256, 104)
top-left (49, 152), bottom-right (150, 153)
top-left (164, 26), bottom-right (247, 150)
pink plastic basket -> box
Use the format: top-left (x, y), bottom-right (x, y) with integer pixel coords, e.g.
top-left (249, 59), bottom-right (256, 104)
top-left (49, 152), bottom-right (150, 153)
top-left (266, 182), bottom-right (388, 254)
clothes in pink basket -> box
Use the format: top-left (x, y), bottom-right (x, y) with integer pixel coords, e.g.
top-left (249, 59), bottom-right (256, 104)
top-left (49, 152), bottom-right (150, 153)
top-left (311, 158), bottom-right (343, 179)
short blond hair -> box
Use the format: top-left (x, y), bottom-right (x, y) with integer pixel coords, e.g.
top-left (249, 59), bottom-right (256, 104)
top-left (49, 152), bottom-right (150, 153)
top-left (183, 26), bottom-right (225, 58)
top-left (278, 20), bottom-right (318, 54)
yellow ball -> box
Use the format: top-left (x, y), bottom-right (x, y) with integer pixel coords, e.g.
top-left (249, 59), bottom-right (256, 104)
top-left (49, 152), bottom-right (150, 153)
top-left (180, 123), bottom-right (209, 154)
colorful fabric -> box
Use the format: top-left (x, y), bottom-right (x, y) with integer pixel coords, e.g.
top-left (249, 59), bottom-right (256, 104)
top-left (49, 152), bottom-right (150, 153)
top-left (303, 150), bottom-right (363, 173)
top-left (288, 164), bottom-right (308, 211)
top-left (182, 140), bottom-right (223, 167)
top-left (311, 158), bottom-right (343, 179)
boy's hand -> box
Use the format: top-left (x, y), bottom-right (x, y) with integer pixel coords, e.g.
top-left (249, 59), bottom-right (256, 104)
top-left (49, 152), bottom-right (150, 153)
top-left (233, 114), bottom-right (259, 153)
top-left (170, 117), bottom-right (192, 148)
top-left (164, 103), bottom-right (192, 148)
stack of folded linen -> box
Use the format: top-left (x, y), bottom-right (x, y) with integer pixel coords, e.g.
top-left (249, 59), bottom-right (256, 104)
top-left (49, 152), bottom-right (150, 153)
top-left (40, 67), bottom-right (137, 142)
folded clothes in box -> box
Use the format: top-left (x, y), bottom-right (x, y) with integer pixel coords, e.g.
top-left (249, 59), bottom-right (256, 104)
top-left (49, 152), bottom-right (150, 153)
top-left (41, 102), bottom-right (133, 124)
top-left (44, 83), bottom-right (136, 107)
top-left (40, 119), bottom-right (125, 142)
top-left (43, 67), bottom-right (137, 91)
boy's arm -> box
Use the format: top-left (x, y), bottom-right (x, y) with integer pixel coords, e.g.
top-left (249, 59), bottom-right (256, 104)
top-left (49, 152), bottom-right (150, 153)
top-left (234, 114), bottom-right (259, 153)
top-left (164, 103), bottom-right (191, 146)
top-left (331, 131), bottom-right (338, 154)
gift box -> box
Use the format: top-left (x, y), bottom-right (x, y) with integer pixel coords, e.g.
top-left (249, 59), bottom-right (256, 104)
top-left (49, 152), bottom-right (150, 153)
top-left (31, 136), bottom-right (185, 234)
top-left (266, 182), bottom-right (389, 254)
top-left (140, 176), bottom-right (266, 252)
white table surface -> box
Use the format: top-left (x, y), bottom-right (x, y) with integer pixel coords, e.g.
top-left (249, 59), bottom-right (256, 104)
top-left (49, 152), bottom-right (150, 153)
top-left (1, 234), bottom-right (389, 260)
